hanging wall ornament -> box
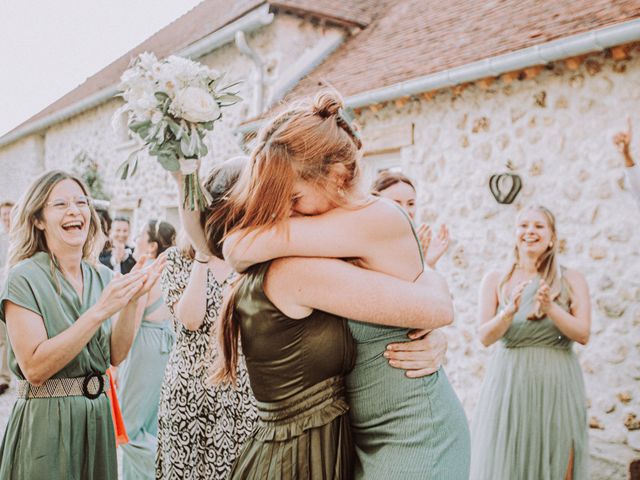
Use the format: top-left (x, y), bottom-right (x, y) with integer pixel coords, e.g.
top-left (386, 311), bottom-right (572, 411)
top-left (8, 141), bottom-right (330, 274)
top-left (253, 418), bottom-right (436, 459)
top-left (489, 172), bottom-right (522, 204)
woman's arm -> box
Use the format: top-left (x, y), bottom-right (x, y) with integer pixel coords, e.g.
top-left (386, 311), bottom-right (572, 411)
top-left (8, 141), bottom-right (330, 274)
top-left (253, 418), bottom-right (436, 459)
top-left (6, 270), bottom-right (147, 385)
top-left (477, 272), bottom-right (527, 347)
top-left (173, 259), bottom-right (212, 331)
top-left (110, 256), bottom-right (166, 366)
top-left (172, 171), bottom-right (212, 256)
top-left (537, 271), bottom-right (591, 345)
top-left (265, 257), bottom-right (454, 330)
top-left (224, 201), bottom-right (403, 272)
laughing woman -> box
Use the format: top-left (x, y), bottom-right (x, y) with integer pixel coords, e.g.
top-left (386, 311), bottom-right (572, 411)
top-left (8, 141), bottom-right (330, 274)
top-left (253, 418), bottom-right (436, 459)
top-left (471, 206), bottom-right (590, 480)
top-left (0, 170), bottom-right (163, 480)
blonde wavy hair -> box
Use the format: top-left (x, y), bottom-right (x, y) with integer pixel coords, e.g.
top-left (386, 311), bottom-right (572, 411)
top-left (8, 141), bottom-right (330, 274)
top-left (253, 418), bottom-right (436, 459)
top-left (7, 170), bottom-right (104, 272)
top-left (498, 205), bottom-right (571, 316)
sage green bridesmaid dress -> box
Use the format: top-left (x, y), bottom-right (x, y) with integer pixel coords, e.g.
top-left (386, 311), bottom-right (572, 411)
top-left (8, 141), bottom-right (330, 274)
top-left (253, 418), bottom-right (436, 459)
top-left (0, 252), bottom-right (118, 479)
top-left (470, 276), bottom-right (588, 480)
top-left (229, 261), bottom-right (356, 480)
top-left (118, 296), bottom-right (175, 479)
top-left (345, 209), bottom-right (470, 480)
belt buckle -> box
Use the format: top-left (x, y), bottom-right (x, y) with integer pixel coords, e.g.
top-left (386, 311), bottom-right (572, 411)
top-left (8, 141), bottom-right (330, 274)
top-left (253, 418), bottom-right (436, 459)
top-left (82, 372), bottom-right (104, 399)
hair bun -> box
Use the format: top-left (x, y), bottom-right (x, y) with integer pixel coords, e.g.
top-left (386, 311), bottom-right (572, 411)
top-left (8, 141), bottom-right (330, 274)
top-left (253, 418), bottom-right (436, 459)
top-left (312, 91), bottom-right (343, 118)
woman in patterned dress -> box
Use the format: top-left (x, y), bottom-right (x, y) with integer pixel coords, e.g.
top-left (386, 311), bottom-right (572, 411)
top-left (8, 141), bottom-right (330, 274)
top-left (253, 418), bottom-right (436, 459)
top-left (156, 163), bottom-right (257, 479)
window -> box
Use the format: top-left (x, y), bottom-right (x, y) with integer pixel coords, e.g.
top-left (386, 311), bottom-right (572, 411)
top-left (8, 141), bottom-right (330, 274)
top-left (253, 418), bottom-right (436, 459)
top-left (361, 151), bottom-right (403, 189)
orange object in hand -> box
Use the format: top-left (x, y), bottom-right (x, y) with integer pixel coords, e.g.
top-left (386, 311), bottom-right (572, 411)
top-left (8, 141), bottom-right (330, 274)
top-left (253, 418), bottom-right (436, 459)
top-left (106, 368), bottom-right (129, 446)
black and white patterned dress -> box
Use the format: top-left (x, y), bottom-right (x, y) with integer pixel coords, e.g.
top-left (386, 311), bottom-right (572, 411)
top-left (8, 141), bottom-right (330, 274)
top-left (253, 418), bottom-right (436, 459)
top-left (156, 247), bottom-right (257, 479)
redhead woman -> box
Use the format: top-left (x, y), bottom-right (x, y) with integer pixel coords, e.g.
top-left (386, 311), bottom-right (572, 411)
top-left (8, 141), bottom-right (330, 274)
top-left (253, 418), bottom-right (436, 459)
top-left (222, 91), bottom-right (470, 480)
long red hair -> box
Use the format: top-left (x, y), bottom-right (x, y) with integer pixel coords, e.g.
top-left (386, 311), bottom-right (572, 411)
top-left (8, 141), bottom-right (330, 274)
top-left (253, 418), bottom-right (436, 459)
top-left (211, 90), bottom-right (363, 384)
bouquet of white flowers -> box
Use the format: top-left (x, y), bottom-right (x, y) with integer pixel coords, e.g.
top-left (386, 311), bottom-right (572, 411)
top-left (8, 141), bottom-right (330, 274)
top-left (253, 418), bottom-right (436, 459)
top-left (114, 52), bottom-right (241, 210)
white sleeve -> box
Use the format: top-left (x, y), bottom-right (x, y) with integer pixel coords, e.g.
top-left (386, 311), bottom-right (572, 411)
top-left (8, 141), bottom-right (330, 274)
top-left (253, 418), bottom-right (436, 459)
top-left (626, 165), bottom-right (640, 204)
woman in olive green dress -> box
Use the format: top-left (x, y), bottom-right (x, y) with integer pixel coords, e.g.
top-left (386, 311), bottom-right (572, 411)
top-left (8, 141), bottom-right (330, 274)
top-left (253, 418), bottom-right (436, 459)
top-left (0, 170), bottom-right (164, 480)
top-left (220, 91), bottom-right (469, 479)
top-left (472, 206), bottom-right (590, 480)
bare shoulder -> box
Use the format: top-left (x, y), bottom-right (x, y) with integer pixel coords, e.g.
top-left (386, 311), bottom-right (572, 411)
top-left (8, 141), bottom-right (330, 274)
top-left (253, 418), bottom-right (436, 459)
top-left (563, 267), bottom-right (588, 290)
top-left (481, 270), bottom-right (503, 288)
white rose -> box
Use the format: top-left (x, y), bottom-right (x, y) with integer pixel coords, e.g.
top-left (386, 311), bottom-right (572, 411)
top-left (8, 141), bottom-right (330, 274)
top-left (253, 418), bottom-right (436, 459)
top-left (170, 86), bottom-right (221, 123)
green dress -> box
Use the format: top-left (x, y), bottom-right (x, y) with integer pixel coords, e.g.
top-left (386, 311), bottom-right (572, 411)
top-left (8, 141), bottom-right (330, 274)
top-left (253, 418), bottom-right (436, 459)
top-left (118, 296), bottom-right (175, 479)
top-left (470, 277), bottom-right (588, 480)
top-left (0, 251), bottom-right (117, 480)
top-left (229, 262), bottom-right (356, 480)
top-left (346, 203), bottom-right (470, 479)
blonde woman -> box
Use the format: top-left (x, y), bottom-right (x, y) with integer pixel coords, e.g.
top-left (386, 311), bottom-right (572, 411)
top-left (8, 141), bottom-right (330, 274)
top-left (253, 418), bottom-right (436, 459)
top-left (471, 206), bottom-right (590, 480)
top-left (0, 170), bottom-right (164, 479)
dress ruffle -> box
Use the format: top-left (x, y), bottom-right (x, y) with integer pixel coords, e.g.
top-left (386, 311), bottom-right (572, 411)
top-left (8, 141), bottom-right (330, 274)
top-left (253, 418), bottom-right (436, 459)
top-left (230, 375), bottom-right (353, 480)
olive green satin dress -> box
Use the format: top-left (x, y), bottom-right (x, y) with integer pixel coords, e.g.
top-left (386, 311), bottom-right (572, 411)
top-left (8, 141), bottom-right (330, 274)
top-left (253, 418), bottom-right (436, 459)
top-left (229, 262), bottom-right (356, 480)
top-left (0, 252), bottom-right (117, 480)
top-left (470, 277), bottom-right (588, 479)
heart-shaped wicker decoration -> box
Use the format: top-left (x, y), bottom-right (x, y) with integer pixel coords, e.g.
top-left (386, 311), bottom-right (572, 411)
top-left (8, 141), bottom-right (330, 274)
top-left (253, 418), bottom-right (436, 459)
top-left (489, 173), bottom-right (522, 204)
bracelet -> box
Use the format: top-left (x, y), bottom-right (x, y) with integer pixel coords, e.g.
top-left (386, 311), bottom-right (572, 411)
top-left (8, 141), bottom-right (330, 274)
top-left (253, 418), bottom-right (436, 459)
top-left (194, 253), bottom-right (210, 264)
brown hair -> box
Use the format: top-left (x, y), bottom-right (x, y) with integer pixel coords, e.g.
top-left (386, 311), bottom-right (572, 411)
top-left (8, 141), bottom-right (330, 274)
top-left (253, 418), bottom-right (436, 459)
top-left (211, 90), bottom-right (363, 384)
top-left (177, 157), bottom-right (248, 260)
top-left (371, 171), bottom-right (415, 195)
top-left (146, 220), bottom-right (177, 257)
top-left (498, 205), bottom-right (569, 315)
top-left (0, 201), bottom-right (15, 210)
top-left (218, 90), bottom-right (363, 240)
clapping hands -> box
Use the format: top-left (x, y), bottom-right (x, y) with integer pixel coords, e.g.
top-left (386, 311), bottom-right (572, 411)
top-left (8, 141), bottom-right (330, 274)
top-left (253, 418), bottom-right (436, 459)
top-left (417, 224), bottom-right (450, 268)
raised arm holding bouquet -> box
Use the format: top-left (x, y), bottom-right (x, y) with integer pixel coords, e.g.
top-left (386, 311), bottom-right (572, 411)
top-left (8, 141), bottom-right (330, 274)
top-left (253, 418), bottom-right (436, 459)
top-left (114, 52), bottom-right (241, 210)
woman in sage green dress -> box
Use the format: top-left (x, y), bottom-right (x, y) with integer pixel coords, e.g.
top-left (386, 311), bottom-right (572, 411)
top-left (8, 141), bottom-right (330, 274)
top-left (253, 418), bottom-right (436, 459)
top-left (472, 206), bottom-right (590, 480)
top-left (222, 91), bottom-right (470, 479)
top-left (118, 220), bottom-right (176, 479)
top-left (0, 170), bottom-right (163, 480)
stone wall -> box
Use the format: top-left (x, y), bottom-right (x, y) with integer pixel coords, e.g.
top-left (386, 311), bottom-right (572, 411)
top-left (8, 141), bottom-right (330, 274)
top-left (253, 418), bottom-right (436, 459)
top-left (355, 49), bottom-right (640, 479)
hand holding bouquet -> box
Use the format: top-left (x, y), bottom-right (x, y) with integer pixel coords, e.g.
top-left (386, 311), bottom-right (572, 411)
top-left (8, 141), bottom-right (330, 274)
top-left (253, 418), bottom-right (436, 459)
top-left (114, 52), bottom-right (241, 210)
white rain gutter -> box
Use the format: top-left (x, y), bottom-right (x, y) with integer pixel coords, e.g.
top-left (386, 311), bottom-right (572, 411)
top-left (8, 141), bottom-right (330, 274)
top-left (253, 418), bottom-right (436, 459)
top-left (0, 4), bottom-right (274, 148)
top-left (346, 18), bottom-right (640, 109)
top-left (235, 30), bottom-right (267, 116)
top-left (236, 18), bottom-right (640, 134)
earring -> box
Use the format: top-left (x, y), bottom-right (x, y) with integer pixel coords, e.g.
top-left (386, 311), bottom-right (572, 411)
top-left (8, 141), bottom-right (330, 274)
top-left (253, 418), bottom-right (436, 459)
top-left (549, 242), bottom-right (553, 248)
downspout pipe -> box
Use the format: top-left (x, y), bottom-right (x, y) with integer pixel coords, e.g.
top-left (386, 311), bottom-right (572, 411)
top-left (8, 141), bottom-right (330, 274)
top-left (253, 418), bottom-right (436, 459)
top-left (0, 4), bottom-right (274, 148)
top-left (345, 18), bottom-right (640, 109)
top-left (235, 30), bottom-right (266, 116)
top-left (267, 30), bottom-right (345, 108)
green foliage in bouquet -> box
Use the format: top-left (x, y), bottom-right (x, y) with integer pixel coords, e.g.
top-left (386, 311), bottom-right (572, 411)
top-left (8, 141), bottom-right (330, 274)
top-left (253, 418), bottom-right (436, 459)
top-left (114, 52), bottom-right (242, 210)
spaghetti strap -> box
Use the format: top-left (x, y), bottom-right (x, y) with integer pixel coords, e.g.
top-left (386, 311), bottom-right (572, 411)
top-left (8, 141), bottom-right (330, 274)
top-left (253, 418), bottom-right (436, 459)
top-left (142, 296), bottom-right (165, 319)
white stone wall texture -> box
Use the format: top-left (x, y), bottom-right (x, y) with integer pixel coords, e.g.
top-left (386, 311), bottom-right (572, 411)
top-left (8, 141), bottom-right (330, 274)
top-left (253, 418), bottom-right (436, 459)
top-left (356, 49), bottom-right (640, 479)
top-left (0, 16), bottom-right (638, 479)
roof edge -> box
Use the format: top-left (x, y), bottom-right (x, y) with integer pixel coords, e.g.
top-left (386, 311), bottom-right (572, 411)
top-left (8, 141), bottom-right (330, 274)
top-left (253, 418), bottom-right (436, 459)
top-left (0, 4), bottom-right (274, 149)
top-left (236, 18), bottom-right (640, 134)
